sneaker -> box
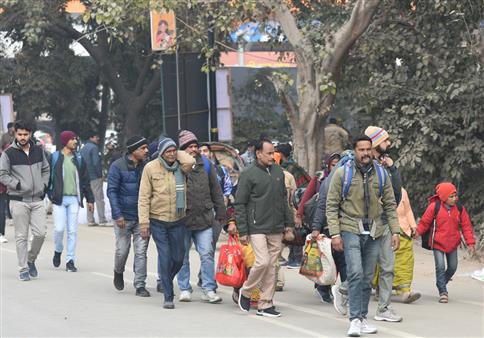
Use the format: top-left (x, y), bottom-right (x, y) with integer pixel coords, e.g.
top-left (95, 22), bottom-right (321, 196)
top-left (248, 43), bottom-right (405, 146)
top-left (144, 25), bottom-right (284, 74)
top-left (19, 271), bottom-right (30, 281)
top-left (201, 290), bottom-right (222, 304)
top-left (256, 306), bottom-right (281, 318)
top-left (0, 235), bottom-right (7, 243)
top-left (53, 251), bottom-right (61, 268)
top-left (332, 284), bottom-right (348, 316)
top-left (286, 261), bottom-right (300, 269)
top-left (232, 290), bottom-right (239, 304)
top-left (136, 287), bottom-right (151, 297)
top-left (27, 261), bottom-right (38, 278)
top-left (361, 318), bottom-right (377, 334)
top-left (275, 284), bottom-right (284, 292)
top-left (374, 307), bottom-right (403, 322)
top-left (66, 260), bottom-right (77, 272)
top-left (347, 318), bottom-right (361, 337)
top-left (238, 292), bottom-right (251, 312)
top-left (315, 286), bottom-right (333, 303)
top-left (113, 271), bottom-right (124, 290)
top-left (179, 290), bottom-right (192, 302)
top-left (87, 223), bottom-right (99, 227)
top-left (279, 257), bottom-right (289, 266)
top-left (402, 291), bottom-right (421, 304)
top-left (156, 282), bottom-right (164, 293)
top-left (163, 301), bottom-right (175, 309)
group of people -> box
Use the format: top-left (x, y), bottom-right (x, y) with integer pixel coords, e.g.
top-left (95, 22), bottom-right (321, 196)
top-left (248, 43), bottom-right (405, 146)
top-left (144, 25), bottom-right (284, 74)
top-left (0, 120), bottom-right (477, 337)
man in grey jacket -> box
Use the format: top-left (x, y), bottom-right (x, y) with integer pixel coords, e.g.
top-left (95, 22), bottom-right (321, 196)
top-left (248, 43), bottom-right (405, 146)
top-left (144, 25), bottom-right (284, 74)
top-left (0, 120), bottom-right (50, 281)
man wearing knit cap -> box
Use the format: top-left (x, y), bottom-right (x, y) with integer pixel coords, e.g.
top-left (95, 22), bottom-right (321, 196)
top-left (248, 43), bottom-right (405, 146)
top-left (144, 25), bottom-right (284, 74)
top-left (107, 135), bottom-right (150, 297)
top-left (48, 131), bottom-right (94, 272)
top-left (364, 126), bottom-right (403, 323)
top-left (138, 136), bottom-right (195, 309)
top-left (176, 130), bottom-right (225, 304)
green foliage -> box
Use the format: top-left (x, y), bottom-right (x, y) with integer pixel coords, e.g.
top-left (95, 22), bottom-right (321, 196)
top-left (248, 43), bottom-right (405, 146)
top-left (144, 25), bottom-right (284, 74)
top-left (343, 1), bottom-right (484, 239)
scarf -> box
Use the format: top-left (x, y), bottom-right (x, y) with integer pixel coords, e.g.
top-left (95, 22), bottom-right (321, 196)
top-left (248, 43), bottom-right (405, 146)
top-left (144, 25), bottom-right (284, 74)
top-left (159, 157), bottom-right (185, 217)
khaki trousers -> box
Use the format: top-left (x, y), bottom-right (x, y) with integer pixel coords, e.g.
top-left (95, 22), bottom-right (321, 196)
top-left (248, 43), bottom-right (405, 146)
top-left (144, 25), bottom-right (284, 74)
top-left (241, 233), bottom-right (283, 310)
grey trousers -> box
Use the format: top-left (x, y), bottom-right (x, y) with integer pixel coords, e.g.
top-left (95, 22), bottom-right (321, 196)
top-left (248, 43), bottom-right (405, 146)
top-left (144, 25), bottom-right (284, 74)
top-left (377, 228), bottom-right (396, 311)
top-left (87, 178), bottom-right (107, 224)
top-left (10, 200), bottom-right (47, 273)
top-left (114, 220), bottom-right (149, 289)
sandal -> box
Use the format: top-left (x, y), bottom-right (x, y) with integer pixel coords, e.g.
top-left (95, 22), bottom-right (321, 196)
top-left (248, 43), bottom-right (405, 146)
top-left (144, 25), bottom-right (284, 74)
top-left (402, 292), bottom-right (422, 304)
top-left (439, 293), bottom-right (448, 303)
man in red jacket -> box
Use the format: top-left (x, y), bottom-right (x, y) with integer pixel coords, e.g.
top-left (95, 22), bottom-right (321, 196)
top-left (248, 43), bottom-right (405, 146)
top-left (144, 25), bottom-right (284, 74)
top-left (415, 182), bottom-right (476, 303)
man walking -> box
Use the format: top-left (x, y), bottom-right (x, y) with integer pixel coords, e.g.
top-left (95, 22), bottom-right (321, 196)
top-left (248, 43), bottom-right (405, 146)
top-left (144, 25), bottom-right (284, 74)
top-left (365, 126), bottom-right (403, 322)
top-left (49, 131), bottom-right (94, 272)
top-left (326, 135), bottom-right (400, 337)
top-left (176, 131), bottom-right (225, 304)
top-left (108, 135), bottom-right (150, 297)
top-left (80, 131), bottom-right (107, 226)
top-left (138, 137), bottom-right (195, 309)
top-left (236, 138), bottom-right (294, 318)
top-left (0, 120), bottom-right (50, 281)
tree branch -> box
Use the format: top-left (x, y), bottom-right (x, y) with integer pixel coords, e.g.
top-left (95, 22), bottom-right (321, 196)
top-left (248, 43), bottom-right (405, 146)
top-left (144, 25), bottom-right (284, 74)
top-left (136, 68), bottom-right (161, 107)
top-left (134, 55), bottom-right (155, 96)
top-left (269, 75), bottom-right (298, 127)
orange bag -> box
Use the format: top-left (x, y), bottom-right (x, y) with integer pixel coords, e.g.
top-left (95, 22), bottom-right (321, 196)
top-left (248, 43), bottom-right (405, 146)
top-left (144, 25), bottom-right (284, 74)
top-left (216, 235), bottom-right (247, 288)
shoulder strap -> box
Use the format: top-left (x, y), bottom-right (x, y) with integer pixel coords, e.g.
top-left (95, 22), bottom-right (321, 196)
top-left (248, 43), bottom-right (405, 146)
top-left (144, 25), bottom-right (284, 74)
top-left (372, 160), bottom-right (387, 198)
top-left (433, 200), bottom-right (441, 221)
top-left (201, 155), bottom-right (212, 177)
top-left (456, 201), bottom-right (463, 214)
top-left (342, 161), bottom-right (354, 200)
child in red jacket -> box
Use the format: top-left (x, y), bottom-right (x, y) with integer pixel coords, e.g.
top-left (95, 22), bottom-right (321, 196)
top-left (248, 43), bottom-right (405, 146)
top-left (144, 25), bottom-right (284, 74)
top-left (415, 182), bottom-right (476, 303)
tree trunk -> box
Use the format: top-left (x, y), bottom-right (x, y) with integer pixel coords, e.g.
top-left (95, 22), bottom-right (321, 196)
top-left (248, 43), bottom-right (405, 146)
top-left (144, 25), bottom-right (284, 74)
top-left (123, 101), bottom-right (142, 138)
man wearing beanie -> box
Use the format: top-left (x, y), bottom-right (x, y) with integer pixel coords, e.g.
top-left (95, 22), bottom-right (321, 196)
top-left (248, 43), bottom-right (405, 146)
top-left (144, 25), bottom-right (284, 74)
top-left (138, 136), bottom-right (195, 309)
top-left (107, 135), bottom-right (150, 297)
top-left (48, 131), bottom-right (94, 273)
top-left (364, 126), bottom-right (404, 322)
top-left (176, 130), bottom-right (225, 304)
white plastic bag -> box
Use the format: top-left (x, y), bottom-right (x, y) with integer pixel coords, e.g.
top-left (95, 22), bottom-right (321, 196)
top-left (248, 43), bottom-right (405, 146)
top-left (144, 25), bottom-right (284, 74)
top-left (300, 234), bottom-right (337, 286)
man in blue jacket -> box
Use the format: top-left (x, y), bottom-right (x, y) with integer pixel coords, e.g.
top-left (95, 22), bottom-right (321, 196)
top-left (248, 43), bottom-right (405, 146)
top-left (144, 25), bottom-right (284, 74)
top-left (80, 131), bottom-right (107, 226)
top-left (107, 135), bottom-right (150, 297)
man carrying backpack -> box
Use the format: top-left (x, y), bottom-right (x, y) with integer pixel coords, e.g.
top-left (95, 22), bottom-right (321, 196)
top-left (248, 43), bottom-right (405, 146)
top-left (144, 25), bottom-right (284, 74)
top-left (326, 135), bottom-right (400, 337)
top-left (49, 131), bottom-right (94, 272)
top-left (364, 126), bottom-right (403, 322)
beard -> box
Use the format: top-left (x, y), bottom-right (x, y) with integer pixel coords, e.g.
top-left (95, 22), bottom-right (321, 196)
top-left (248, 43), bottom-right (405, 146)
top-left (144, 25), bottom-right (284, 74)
top-left (375, 144), bottom-right (390, 156)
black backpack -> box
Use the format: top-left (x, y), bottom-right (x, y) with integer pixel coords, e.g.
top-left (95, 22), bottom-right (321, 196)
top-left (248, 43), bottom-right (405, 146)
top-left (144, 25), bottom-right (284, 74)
top-left (421, 200), bottom-right (463, 250)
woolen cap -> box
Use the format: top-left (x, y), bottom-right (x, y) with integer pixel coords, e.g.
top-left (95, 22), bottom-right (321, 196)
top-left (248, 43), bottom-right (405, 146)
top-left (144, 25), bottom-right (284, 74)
top-left (178, 130), bottom-right (198, 150)
top-left (365, 126), bottom-right (389, 148)
top-left (126, 135), bottom-right (147, 153)
top-left (60, 131), bottom-right (77, 147)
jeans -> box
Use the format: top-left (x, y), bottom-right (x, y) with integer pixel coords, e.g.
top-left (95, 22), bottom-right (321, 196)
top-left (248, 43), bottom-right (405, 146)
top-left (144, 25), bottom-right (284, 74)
top-left (376, 228), bottom-right (395, 311)
top-left (341, 231), bottom-right (381, 321)
top-left (53, 196), bottom-right (80, 262)
top-left (177, 227), bottom-right (216, 292)
top-left (114, 220), bottom-right (149, 289)
top-left (433, 249), bottom-right (458, 295)
top-left (150, 218), bottom-right (186, 302)
top-left (10, 200), bottom-right (47, 273)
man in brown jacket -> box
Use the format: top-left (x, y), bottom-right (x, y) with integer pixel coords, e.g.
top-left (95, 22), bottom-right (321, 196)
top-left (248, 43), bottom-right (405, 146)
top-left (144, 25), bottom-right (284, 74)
top-left (138, 136), bottom-right (195, 309)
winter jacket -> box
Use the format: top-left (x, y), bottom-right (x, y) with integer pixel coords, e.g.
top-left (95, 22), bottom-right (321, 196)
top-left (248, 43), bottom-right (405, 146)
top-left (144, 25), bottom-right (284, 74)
top-left (185, 154), bottom-right (226, 230)
top-left (80, 141), bottom-right (103, 180)
top-left (138, 151), bottom-right (195, 230)
top-left (107, 154), bottom-right (145, 221)
top-left (0, 140), bottom-right (50, 203)
top-left (235, 162), bottom-right (294, 237)
top-left (326, 161), bottom-right (400, 238)
top-left (241, 150), bottom-right (255, 167)
top-left (48, 151), bottom-right (94, 208)
top-left (417, 200), bottom-right (475, 253)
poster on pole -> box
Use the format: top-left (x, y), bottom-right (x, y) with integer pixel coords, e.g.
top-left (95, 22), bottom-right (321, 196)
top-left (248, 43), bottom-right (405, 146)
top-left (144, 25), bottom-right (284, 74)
top-left (150, 10), bottom-right (176, 52)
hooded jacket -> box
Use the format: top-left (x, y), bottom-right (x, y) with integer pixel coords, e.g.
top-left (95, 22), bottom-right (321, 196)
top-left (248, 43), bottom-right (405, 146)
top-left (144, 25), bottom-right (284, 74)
top-left (0, 139), bottom-right (50, 203)
top-left (80, 140), bottom-right (103, 180)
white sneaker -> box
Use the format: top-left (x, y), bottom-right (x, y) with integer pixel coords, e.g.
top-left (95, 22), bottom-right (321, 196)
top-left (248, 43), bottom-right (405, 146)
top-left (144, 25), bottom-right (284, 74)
top-left (361, 319), bottom-right (377, 334)
top-left (332, 284), bottom-right (347, 316)
top-left (179, 290), bottom-right (192, 302)
top-left (374, 307), bottom-right (402, 322)
top-left (347, 318), bottom-right (361, 337)
top-left (0, 235), bottom-right (7, 243)
top-left (201, 290), bottom-right (222, 304)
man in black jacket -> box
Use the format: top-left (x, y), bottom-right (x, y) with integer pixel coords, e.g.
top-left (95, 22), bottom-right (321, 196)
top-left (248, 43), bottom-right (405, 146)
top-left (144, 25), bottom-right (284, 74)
top-left (235, 138), bottom-right (294, 318)
top-left (49, 131), bottom-right (94, 272)
top-left (176, 130), bottom-right (226, 304)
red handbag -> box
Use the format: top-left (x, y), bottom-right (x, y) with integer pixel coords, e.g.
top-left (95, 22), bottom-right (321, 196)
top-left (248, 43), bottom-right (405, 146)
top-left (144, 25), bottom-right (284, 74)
top-left (216, 235), bottom-right (247, 288)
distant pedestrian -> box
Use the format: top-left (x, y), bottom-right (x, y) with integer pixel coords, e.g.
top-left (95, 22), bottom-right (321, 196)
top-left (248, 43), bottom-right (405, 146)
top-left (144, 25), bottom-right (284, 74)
top-left (176, 131), bottom-right (226, 304)
top-left (326, 135), bottom-right (400, 337)
top-left (235, 138), bottom-right (294, 318)
top-left (138, 137), bottom-right (195, 309)
top-left (240, 140), bottom-right (256, 167)
top-left (415, 182), bottom-right (476, 303)
top-left (0, 122), bottom-right (15, 150)
top-left (48, 131), bottom-right (94, 272)
top-left (107, 136), bottom-right (150, 297)
top-left (80, 131), bottom-right (108, 226)
top-left (0, 120), bottom-right (50, 281)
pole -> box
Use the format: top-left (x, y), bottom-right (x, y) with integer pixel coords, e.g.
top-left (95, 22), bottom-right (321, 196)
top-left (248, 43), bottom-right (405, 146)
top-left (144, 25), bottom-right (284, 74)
top-left (175, 47), bottom-right (181, 130)
top-left (160, 60), bottom-right (166, 135)
top-left (208, 24), bottom-right (218, 142)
